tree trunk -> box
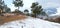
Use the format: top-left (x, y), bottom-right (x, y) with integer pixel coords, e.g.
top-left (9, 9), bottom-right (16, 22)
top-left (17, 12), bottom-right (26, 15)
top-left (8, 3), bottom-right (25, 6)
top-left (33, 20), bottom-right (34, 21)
top-left (18, 6), bottom-right (20, 10)
top-left (35, 13), bottom-right (37, 18)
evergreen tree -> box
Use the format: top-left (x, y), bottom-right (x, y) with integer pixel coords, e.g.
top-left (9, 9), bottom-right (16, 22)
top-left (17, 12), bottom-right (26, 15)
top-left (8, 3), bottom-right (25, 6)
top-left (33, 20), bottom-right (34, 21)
top-left (13, 0), bottom-right (23, 10)
top-left (0, 0), bottom-right (5, 13)
top-left (13, 9), bottom-right (23, 14)
top-left (24, 9), bottom-right (29, 12)
top-left (31, 2), bottom-right (44, 17)
top-left (0, 0), bottom-right (10, 13)
top-left (0, 8), bottom-right (3, 14)
top-left (5, 8), bottom-right (11, 13)
top-left (24, 9), bottom-right (29, 16)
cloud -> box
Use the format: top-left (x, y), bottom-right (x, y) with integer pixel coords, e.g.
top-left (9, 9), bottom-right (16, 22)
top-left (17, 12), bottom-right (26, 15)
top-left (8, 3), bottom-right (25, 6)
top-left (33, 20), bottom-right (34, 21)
top-left (9, 4), bottom-right (17, 11)
top-left (4, 0), bottom-right (35, 11)
top-left (4, 0), bottom-right (60, 14)
top-left (56, 7), bottom-right (60, 14)
top-left (49, 7), bottom-right (60, 16)
top-left (35, 0), bottom-right (60, 8)
top-left (22, 0), bottom-right (35, 12)
top-left (42, 2), bottom-right (60, 8)
top-left (35, 0), bottom-right (60, 16)
top-left (4, 0), bottom-right (16, 11)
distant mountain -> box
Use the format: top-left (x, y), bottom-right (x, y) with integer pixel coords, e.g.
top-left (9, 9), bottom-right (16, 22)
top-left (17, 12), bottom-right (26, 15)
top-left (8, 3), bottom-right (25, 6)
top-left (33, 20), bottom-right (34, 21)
top-left (44, 7), bottom-right (57, 15)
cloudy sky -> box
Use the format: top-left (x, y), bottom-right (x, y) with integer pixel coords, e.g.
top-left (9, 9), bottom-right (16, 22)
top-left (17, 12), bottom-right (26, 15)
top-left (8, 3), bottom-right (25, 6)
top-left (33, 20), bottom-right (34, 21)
top-left (4, 0), bottom-right (35, 12)
top-left (3, 0), bottom-right (60, 15)
top-left (36, 0), bottom-right (60, 8)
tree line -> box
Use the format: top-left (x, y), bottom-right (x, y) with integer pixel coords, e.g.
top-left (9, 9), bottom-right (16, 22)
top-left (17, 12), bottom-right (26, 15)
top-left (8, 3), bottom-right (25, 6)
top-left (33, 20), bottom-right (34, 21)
top-left (13, 0), bottom-right (48, 17)
top-left (0, 0), bottom-right (48, 18)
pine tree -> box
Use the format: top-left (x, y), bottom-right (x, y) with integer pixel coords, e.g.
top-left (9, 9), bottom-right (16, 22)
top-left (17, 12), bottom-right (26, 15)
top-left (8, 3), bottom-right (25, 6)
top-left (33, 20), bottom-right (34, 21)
top-left (24, 9), bottom-right (29, 16)
top-left (5, 8), bottom-right (11, 13)
top-left (31, 2), bottom-right (43, 17)
top-left (24, 9), bottom-right (29, 12)
top-left (0, 0), bottom-right (5, 14)
top-left (13, 0), bottom-right (23, 10)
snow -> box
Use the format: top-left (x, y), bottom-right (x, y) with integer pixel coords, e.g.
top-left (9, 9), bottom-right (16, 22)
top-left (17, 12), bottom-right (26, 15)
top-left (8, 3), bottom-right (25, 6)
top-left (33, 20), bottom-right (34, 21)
top-left (0, 17), bottom-right (60, 28)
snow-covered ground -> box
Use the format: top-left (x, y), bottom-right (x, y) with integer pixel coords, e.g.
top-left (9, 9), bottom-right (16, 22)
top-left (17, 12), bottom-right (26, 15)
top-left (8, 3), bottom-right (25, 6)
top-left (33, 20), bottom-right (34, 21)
top-left (0, 17), bottom-right (60, 28)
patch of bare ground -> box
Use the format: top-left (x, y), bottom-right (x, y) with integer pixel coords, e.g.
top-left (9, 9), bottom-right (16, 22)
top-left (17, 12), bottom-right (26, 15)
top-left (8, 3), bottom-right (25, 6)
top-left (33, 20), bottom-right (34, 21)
top-left (0, 14), bottom-right (27, 25)
top-left (45, 17), bottom-right (60, 23)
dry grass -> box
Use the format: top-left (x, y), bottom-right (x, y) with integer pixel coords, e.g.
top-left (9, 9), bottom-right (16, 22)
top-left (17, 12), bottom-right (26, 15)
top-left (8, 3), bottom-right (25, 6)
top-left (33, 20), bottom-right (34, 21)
top-left (0, 14), bottom-right (27, 25)
top-left (52, 18), bottom-right (60, 23)
top-left (46, 17), bottom-right (60, 23)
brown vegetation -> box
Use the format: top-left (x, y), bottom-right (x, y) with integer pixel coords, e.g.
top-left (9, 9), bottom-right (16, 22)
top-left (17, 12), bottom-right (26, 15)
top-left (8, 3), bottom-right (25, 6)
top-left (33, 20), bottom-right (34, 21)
top-left (0, 13), bottom-right (27, 25)
top-left (47, 17), bottom-right (60, 23)
top-left (52, 17), bottom-right (60, 23)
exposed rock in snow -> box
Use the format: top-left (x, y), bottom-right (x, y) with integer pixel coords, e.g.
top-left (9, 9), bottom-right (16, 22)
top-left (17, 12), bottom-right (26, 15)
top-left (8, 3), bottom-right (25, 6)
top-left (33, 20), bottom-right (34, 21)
top-left (0, 17), bottom-right (60, 28)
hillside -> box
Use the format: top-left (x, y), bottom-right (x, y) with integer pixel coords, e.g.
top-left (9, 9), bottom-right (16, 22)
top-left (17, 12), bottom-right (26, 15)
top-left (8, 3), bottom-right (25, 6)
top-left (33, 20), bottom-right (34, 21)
top-left (0, 15), bottom-right (60, 28)
top-left (0, 13), bottom-right (26, 25)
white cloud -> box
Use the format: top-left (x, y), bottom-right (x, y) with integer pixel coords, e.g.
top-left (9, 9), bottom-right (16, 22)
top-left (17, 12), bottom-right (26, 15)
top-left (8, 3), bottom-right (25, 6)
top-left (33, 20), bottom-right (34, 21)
top-left (4, 0), bottom-right (16, 11)
top-left (35, 0), bottom-right (60, 16)
top-left (50, 7), bottom-right (60, 16)
top-left (35, 0), bottom-right (60, 8)
top-left (4, 0), bottom-right (35, 11)
top-left (23, 0), bottom-right (35, 8)
top-left (9, 4), bottom-right (17, 11)
top-left (42, 2), bottom-right (60, 8)
top-left (56, 7), bottom-right (60, 14)
top-left (4, 0), bottom-right (60, 15)
top-left (21, 0), bottom-right (35, 12)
